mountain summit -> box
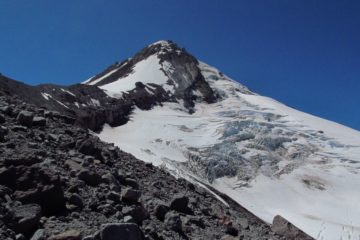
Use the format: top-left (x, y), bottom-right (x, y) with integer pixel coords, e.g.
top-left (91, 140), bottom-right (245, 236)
top-left (1, 40), bottom-right (360, 239)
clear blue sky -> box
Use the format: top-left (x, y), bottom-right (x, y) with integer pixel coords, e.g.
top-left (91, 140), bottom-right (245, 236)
top-left (0, 1), bottom-right (359, 130)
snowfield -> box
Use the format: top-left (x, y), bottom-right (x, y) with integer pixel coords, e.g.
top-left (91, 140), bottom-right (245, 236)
top-left (95, 57), bottom-right (360, 239)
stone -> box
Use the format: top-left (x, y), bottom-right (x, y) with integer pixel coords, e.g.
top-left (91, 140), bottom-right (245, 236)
top-left (48, 230), bottom-right (82, 240)
top-left (33, 117), bottom-right (47, 127)
top-left (169, 194), bottom-right (192, 214)
top-left (107, 191), bottom-right (121, 203)
top-left (65, 160), bottom-right (83, 172)
top-left (121, 188), bottom-right (141, 203)
top-left (125, 178), bottom-right (139, 189)
top-left (13, 204), bottom-right (42, 233)
top-left (225, 225), bottom-right (238, 236)
top-left (271, 215), bottom-right (313, 240)
top-left (78, 170), bottom-right (102, 186)
top-left (100, 223), bottom-right (144, 240)
top-left (122, 205), bottom-right (149, 224)
top-left (78, 138), bottom-right (103, 160)
top-left (154, 204), bottom-right (169, 221)
top-left (30, 229), bottom-right (45, 240)
top-left (238, 218), bottom-right (249, 229)
top-left (102, 173), bottom-right (121, 192)
top-left (0, 126), bottom-right (8, 141)
top-left (68, 193), bottom-right (84, 208)
top-left (164, 212), bottom-right (182, 232)
top-left (16, 111), bottom-right (34, 127)
top-left (123, 215), bottom-right (135, 223)
top-left (0, 113), bottom-right (5, 123)
top-left (15, 233), bottom-right (25, 240)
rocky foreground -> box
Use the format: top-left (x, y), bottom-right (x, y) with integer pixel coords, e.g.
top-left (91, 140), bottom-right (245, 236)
top-left (0, 94), bottom-right (312, 239)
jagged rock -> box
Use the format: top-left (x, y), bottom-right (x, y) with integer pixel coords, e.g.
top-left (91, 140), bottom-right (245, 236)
top-left (48, 230), bottom-right (82, 240)
top-left (107, 191), bottom-right (121, 203)
top-left (99, 223), bottom-right (144, 240)
top-left (77, 170), bottom-right (102, 186)
top-left (13, 204), bottom-right (42, 234)
top-left (0, 105), bottom-right (12, 115)
top-left (122, 205), bottom-right (149, 224)
top-left (0, 126), bottom-right (8, 141)
top-left (65, 160), bottom-right (83, 172)
top-left (123, 215), bottom-right (135, 223)
top-left (1, 166), bottom-right (65, 215)
top-left (16, 111), bottom-right (34, 127)
top-left (164, 212), bottom-right (182, 232)
top-left (154, 204), bottom-right (169, 221)
top-left (125, 178), bottom-right (139, 189)
top-left (78, 138), bottom-right (103, 160)
top-left (16, 233), bottom-right (25, 240)
top-left (237, 218), bottom-right (249, 229)
top-left (32, 117), bottom-right (46, 127)
top-left (271, 215), bottom-right (313, 240)
top-left (225, 225), bottom-right (238, 236)
top-left (0, 113), bottom-right (5, 123)
top-left (169, 194), bottom-right (192, 214)
top-left (68, 193), bottom-right (84, 208)
top-left (121, 188), bottom-right (141, 203)
top-left (101, 173), bottom-right (121, 192)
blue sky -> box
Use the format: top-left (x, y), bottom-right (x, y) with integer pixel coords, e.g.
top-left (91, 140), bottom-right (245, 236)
top-left (0, 1), bottom-right (359, 130)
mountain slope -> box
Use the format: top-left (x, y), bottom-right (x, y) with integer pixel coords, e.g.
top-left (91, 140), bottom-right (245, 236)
top-left (1, 40), bottom-right (359, 239)
top-left (85, 41), bottom-right (360, 240)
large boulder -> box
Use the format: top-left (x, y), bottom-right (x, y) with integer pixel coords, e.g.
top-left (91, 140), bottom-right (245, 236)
top-left (164, 211), bottom-right (182, 232)
top-left (99, 223), bottom-right (144, 240)
top-left (13, 204), bottom-right (42, 234)
top-left (121, 188), bottom-right (141, 203)
top-left (169, 194), bottom-right (192, 214)
top-left (78, 170), bottom-right (102, 186)
top-left (48, 230), bottom-right (82, 240)
top-left (154, 204), bottom-right (169, 221)
top-left (16, 111), bottom-right (34, 127)
top-left (32, 117), bottom-right (47, 127)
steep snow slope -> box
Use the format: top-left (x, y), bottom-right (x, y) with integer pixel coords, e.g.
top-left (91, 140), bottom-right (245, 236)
top-left (93, 44), bottom-right (360, 240)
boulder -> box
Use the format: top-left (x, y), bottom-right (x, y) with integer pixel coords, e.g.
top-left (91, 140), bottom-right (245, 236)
top-left (121, 188), bottom-right (141, 203)
top-left (48, 230), bottom-right (82, 240)
top-left (78, 170), bottom-right (102, 186)
top-left (13, 204), bottom-right (42, 233)
top-left (169, 194), bottom-right (192, 214)
top-left (164, 212), bottom-right (182, 232)
top-left (32, 117), bottom-right (47, 127)
top-left (122, 205), bottom-right (149, 224)
top-left (16, 111), bottom-right (34, 127)
top-left (30, 229), bottom-right (45, 240)
top-left (99, 223), bottom-right (144, 240)
top-left (0, 113), bottom-right (5, 123)
top-left (125, 178), bottom-right (139, 189)
top-left (78, 138), bottom-right (103, 160)
top-left (68, 193), bottom-right (84, 208)
top-left (154, 204), bottom-right (169, 221)
top-left (0, 126), bottom-right (8, 141)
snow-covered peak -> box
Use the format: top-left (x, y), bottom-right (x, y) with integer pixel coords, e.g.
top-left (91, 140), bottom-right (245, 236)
top-left (148, 40), bottom-right (173, 48)
top-left (82, 41), bottom-right (217, 110)
top-left (89, 41), bottom-right (360, 240)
